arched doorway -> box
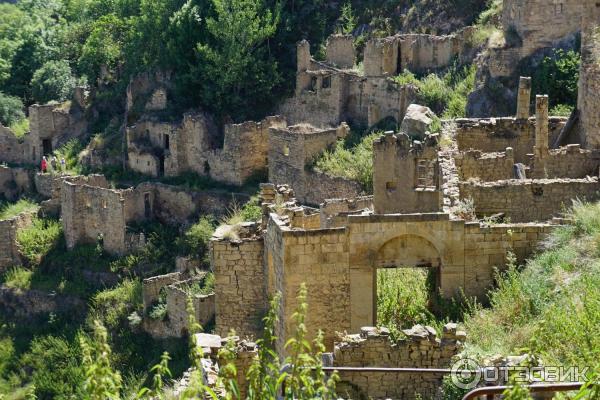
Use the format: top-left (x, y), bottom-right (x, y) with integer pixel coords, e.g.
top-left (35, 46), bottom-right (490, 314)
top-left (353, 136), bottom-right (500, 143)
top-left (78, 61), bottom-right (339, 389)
top-left (374, 235), bottom-right (442, 326)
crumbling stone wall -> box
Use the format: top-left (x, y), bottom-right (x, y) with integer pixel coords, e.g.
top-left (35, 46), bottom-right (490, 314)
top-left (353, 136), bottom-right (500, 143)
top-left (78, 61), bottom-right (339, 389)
top-left (578, 0), bottom-right (600, 149)
top-left (373, 132), bottom-right (442, 214)
top-left (325, 34), bottom-right (355, 69)
top-left (364, 28), bottom-right (475, 77)
top-left (269, 123), bottom-right (362, 205)
top-left (455, 117), bottom-right (566, 163)
top-left (212, 234), bottom-right (267, 339)
top-left (127, 112), bottom-right (285, 185)
top-left (460, 178), bottom-right (600, 222)
top-left (455, 148), bottom-right (515, 181)
top-left (320, 196), bottom-right (373, 229)
top-left (0, 166), bottom-right (33, 201)
top-left (464, 222), bottom-right (552, 295)
top-left (529, 145), bottom-right (600, 179)
top-left (0, 211), bottom-right (35, 270)
top-left (503, 0), bottom-right (584, 58)
top-left (333, 325), bottom-right (464, 400)
top-left (279, 40), bottom-right (418, 128)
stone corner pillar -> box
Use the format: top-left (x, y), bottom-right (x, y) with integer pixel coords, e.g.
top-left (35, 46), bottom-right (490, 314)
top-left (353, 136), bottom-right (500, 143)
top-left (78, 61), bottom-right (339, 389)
top-left (535, 95), bottom-right (549, 159)
top-left (516, 76), bottom-right (532, 120)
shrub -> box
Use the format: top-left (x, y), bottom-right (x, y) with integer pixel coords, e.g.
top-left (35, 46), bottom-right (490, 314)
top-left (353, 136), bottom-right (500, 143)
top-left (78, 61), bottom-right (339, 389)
top-left (0, 92), bottom-right (25, 128)
top-left (16, 217), bottom-right (62, 265)
top-left (178, 217), bottom-right (215, 259)
top-left (0, 198), bottom-right (39, 220)
top-left (9, 117), bottom-right (29, 138)
top-left (550, 104), bottom-right (574, 117)
top-left (314, 131), bottom-right (379, 193)
top-left (2, 266), bottom-right (32, 290)
top-left (527, 49), bottom-right (580, 109)
top-left (30, 60), bottom-right (76, 104)
top-left (19, 335), bottom-right (84, 399)
top-left (88, 280), bottom-right (142, 330)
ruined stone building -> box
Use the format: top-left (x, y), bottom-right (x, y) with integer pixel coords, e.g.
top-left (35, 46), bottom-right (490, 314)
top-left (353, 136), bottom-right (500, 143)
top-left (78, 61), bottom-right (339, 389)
top-left (267, 122), bottom-right (364, 205)
top-left (211, 71), bottom-right (600, 358)
top-left (0, 89), bottom-right (88, 166)
top-left (578, 0), bottom-right (600, 149)
top-left (279, 30), bottom-right (474, 129)
top-left (61, 177), bottom-right (241, 255)
top-left (126, 111), bottom-right (285, 185)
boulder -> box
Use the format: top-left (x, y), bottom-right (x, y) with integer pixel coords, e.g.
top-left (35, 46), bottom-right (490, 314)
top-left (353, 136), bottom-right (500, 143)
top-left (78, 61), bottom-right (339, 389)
top-left (399, 104), bottom-right (437, 139)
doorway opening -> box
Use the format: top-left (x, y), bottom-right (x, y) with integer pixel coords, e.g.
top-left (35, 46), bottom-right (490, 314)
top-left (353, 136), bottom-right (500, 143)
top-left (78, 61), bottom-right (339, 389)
top-left (42, 139), bottom-right (52, 156)
top-left (158, 155), bottom-right (165, 177)
top-left (144, 193), bottom-right (151, 219)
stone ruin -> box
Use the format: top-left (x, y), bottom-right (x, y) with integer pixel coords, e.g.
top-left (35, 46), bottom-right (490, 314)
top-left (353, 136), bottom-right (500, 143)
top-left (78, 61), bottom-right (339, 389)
top-left (141, 271), bottom-right (215, 339)
top-left (126, 112), bottom-right (286, 185)
top-left (487, 0), bottom-right (584, 78)
top-left (0, 88), bottom-right (88, 166)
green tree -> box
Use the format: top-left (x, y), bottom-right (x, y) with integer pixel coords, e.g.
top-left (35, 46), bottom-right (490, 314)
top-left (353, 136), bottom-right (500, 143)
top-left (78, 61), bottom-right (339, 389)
top-left (0, 91), bottom-right (25, 127)
top-left (197, 0), bottom-right (281, 121)
top-left (31, 60), bottom-right (76, 104)
top-left (530, 49), bottom-right (580, 108)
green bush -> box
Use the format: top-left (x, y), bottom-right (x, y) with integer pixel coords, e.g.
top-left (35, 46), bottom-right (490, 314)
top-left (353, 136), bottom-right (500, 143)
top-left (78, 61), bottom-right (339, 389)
top-left (2, 266), bottom-right (32, 290)
top-left (0, 92), bottom-right (25, 127)
top-left (178, 217), bottom-right (215, 260)
top-left (0, 198), bottom-right (38, 220)
top-left (16, 217), bottom-right (62, 265)
top-left (393, 64), bottom-right (476, 118)
top-left (527, 49), bottom-right (580, 109)
top-left (377, 268), bottom-right (435, 339)
top-left (550, 104), bottom-right (574, 117)
top-left (314, 131), bottom-right (379, 193)
top-left (88, 280), bottom-right (142, 330)
top-left (19, 335), bottom-right (84, 399)
top-left (30, 60), bottom-right (76, 104)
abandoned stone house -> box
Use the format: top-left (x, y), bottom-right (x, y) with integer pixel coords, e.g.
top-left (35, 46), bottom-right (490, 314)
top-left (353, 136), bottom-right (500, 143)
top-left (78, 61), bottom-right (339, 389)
top-left (0, 89), bottom-right (88, 166)
top-left (60, 177), bottom-right (243, 255)
top-left (279, 30), bottom-right (475, 129)
top-left (126, 111), bottom-right (286, 185)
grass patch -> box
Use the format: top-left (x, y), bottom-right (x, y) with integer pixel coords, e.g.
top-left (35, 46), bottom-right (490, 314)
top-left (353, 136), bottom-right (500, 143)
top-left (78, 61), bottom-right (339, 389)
top-left (0, 199), bottom-right (38, 220)
top-left (8, 118), bottom-right (29, 139)
top-left (88, 279), bottom-right (142, 330)
top-left (16, 217), bottom-right (61, 265)
top-left (463, 200), bottom-right (600, 366)
top-left (184, 272), bottom-right (215, 296)
top-left (2, 267), bottom-right (32, 290)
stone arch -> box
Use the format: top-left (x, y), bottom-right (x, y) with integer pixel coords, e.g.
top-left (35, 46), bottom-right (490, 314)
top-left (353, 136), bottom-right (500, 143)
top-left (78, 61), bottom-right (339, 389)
top-left (373, 234), bottom-right (442, 325)
top-left (375, 234), bottom-right (441, 269)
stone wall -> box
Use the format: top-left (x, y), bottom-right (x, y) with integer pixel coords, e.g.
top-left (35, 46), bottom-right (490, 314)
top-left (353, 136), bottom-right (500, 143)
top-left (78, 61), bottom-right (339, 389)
top-left (320, 196), bottom-right (373, 228)
top-left (464, 222), bottom-right (553, 294)
top-left (127, 113), bottom-right (285, 185)
top-left (455, 148), bottom-right (515, 181)
top-left (333, 325), bottom-right (464, 400)
top-left (325, 34), bottom-right (355, 69)
top-left (279, 40), bottom-right (418, 128)
top-left (578, 0), bottom-right (600, 149)
top-left (212, 235), bottom-right (267, 339)
top-left (265, 214), bottom-right (352, 353)
top-left (165, 282), bottom-right (215, 336)
top-left (268, 123), bottom-right (362, 205)
top-left (460, 178), bottom-right (600, 222)
top-left (373, 132), bottom-right (442, 214)
top-left (142, 272), bottom-right (182, 311)
top-left (0, 166), bottom-right (33, 201)
top-left (455, 117), bottom-right (566, 163)
top-left (502, 0), bottom-right (584, 58)
top-left (0, 211), bottom-right (35, 271)
top-left (529, 145), bottom-right (600, 179)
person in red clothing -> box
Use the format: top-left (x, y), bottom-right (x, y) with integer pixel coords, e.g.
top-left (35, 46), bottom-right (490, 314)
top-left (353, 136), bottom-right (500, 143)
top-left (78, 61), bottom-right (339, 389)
top-left (41, 156), bottom-right (47, 173)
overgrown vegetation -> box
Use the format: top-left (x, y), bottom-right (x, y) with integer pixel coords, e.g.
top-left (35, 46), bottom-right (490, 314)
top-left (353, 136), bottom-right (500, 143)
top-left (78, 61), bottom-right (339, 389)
top-left (0, 198), bottom-right (38, 220)
top-left (394, 63), bottom-right (477, 118)
top-left (463, 201), bottom-right (600, 367)
top-left (314, 130), bottom-right (380, 193)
